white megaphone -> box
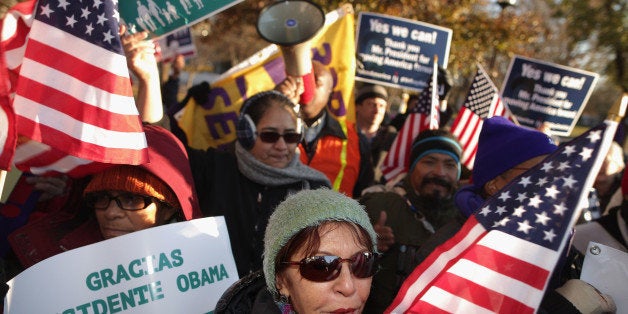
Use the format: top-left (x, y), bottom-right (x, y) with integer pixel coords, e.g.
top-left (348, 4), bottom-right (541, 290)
top-left (257, 0), bottom-right (325, 104)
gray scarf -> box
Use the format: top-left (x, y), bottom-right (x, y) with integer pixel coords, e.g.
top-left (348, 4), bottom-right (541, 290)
top-left (235, 142), bottom-right (331, 188)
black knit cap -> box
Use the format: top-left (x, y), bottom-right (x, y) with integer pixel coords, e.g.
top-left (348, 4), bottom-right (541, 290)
top-left (409, 129), bottom-right (462, 176)
top-left (356, 84), bottom-right (388, 104)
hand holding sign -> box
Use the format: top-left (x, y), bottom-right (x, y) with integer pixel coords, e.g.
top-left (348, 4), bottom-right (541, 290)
top-left (501, 55), bottom-right (599, 136)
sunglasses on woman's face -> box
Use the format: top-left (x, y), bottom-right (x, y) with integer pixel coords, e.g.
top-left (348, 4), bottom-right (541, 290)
top-left (282, 251), bottom-right (380, 282)
top-left (257, 131), bottom-right (302, 144)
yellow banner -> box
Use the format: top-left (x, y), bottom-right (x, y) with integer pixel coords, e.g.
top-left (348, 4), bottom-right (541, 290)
top-left (178, 5), bottom-right (356, 150)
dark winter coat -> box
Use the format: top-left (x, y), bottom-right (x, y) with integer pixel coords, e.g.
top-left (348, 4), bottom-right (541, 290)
top-left (187, 147), bottom-right (329, 277)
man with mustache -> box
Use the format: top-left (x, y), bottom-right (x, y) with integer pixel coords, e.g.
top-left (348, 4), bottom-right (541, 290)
top-left (359, 129), bottom-right (464, 313)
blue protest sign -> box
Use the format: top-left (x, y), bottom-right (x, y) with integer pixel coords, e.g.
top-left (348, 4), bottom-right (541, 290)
top-left (501, 56), bottom-right (599, 136)
top-left (355, 12), bottom-right (452, 91)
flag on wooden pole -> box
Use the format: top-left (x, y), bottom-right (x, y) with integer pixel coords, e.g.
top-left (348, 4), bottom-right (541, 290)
top-left (0, 0), bottom-right (148, 177)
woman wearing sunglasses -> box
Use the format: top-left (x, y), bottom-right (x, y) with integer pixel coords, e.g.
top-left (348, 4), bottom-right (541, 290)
top-left (82, 124), bottom-right (202, 239)
top-left (2, 28), bottom-right (204, 285)
top-left (8, 125), bottom-right (203, 268)
top-left (186, 90), bottom-right (331, 278)
top-left (216, 188), bottom-right (379, 313)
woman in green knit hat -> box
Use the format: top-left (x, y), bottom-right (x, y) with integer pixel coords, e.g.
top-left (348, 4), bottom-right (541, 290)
top-left (216, 188), bottom-right (379, 313)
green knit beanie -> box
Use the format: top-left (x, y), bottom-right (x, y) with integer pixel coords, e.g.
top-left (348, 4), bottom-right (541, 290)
top-left (263, 188), bottom-right (377, 297)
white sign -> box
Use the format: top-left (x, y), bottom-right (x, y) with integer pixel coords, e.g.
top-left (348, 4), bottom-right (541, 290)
top-left (580, 241), bottom-right (628, 312)
top-left (4, 216), bottom-right (238, 313)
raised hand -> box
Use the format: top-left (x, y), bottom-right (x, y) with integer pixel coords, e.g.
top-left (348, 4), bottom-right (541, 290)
top-left (119, 25), bottom-right (162, 123)
top-left (274, 76), bottom-right (304, 106)
top-left (374, 211), bottom-right (395, 252)
top-left (119, 25), bottom-right (158, 82)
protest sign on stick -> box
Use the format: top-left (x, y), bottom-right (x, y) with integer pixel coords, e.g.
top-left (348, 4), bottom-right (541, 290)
top-left (501, 55), bottom-right (598, 136)
top-left (355, 12), bottom-right (452, 91)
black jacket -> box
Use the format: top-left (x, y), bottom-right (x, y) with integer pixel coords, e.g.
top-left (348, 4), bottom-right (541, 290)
top-left (187, 147), bottom-right (329, 277)
top-left (215, 270), bottom-right (279, 313)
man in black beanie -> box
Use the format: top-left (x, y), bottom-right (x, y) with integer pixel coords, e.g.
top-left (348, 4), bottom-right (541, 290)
top-left (359, 129), bottom-right (464, 313)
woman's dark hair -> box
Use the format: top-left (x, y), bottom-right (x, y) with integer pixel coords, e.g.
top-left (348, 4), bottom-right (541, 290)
top-left (242, 91), bottom-right (298, 125)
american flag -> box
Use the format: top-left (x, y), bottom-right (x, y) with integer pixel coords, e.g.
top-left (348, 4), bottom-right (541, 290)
top-left (451, 64), bottom-right (509, 170)
top-left (0, 27), bottom-right (16, 170)
top-left (0, 0), bottom-right (148, 176)
top-left (381, 62), bottom-right (439, 181)
top-left (386, 121), bottom-right (617, 313)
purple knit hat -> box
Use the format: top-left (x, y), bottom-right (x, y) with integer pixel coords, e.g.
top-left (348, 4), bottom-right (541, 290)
top-left (472, 117), bottom-right (557, 189)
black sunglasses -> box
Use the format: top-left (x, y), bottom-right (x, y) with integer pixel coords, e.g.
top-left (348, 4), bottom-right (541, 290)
top-left (84, 192), bottom-right (156, 211)
top-left (257, 131), bottom-right (302, 144)
top-left (282, 251), bottom-right (380, 282)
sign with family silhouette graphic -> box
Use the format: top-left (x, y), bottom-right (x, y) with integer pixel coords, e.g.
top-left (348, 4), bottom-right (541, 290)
top-left (119, 0), bottom-right (243, 38)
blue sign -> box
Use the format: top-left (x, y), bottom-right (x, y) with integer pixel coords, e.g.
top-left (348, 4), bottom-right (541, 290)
top-left (501, 56), bottom-right (599, 136)
top-left (355, 12), bottom-right (452, 91)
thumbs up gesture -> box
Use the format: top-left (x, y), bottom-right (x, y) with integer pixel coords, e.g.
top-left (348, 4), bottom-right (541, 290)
top-left (374, 211), bottom-right (395, 252)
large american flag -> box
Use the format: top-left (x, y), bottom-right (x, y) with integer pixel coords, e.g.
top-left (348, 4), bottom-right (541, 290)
top-left (381, 62), bottom-right (439, 181)
top-left (386, 121), bottom-right (617, 313)
top-left (451, 64), bottom-right (509, 170)
top-left (0, 0), bottom-right (148, 176)
top-left (0, 26), bottom-right (16, 170)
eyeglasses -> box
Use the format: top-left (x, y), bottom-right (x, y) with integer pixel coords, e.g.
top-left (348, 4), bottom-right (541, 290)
top-left (84, 192), bottom-right (156, 211)
top-left (257, 131), bottom-right (302, 144)
top-left (282, 251), bottom-right (380, 282)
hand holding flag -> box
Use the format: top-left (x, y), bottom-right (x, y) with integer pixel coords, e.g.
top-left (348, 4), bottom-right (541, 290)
top-left (386, 101), bottom-right (623, 313)
top-left (0, 0), bottom-right (148, 177)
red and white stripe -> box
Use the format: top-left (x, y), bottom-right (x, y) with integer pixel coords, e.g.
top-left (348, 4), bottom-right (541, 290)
top-left (381, 61), bottom-right (439, 181)
top-left (1, 0), bottom-right (148, 176)
top-left (451, 92), bottom-right (509, 170)
top-left (386, 216), bottom-right (553, 314)
top-left (381, 113), bottom-right (430, 180)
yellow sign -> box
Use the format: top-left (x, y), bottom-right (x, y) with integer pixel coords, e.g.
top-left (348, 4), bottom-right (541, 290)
top-left (178, 5), bottom-right (356, 150)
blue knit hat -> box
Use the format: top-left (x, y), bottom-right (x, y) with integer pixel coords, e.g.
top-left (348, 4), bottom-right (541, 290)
top-left (472, 117), bottom-right (557, 189)
top-left (263, 188), bottom-right (377, 297)
top-left (409, 129), bottom-right (463, 178)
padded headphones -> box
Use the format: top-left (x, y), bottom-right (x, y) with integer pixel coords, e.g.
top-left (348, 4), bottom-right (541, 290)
top-left (236, 111), bottom-right (257, 150)
top-left (236, 92), bottom-right (260, 150)
top-left (236, 90), bottom-right (303, 150)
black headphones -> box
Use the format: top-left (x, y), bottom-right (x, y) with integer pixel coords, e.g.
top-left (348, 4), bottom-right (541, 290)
top-left (236, 90), bottom-right (302, 150)
top-left (236, 94), bottom-right (259, 150)
top-left (236, 112), bottom-right (257, 150)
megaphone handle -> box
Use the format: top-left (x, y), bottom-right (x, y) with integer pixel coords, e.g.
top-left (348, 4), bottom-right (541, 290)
top-left (299, 71), bottom-right (315, 105)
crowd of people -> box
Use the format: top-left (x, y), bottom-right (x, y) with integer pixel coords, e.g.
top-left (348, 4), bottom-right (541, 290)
top-left (1, 25), bottom-right (624, 314)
